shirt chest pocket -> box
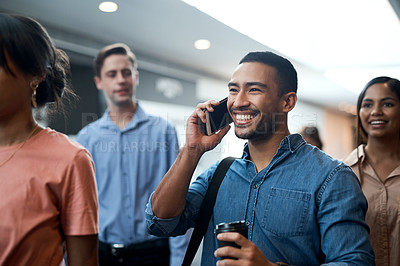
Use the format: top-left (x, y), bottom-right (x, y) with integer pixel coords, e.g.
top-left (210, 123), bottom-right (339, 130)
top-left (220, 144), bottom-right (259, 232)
top-left (262, 187), bottom-right (311, 237)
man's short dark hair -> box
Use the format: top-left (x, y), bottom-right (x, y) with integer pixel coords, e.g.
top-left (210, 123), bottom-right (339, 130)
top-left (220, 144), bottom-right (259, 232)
top-left (239, 51), bottom-right (298, 95)
top-left (94, 43), bottom-right (137, 77)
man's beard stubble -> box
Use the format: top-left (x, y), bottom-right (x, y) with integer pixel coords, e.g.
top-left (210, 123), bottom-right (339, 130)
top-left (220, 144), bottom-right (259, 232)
top-left (234, 112), bottom-right (285, 142)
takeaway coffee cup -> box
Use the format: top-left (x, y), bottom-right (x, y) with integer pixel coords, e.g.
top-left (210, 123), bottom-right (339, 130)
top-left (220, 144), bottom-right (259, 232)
top-left (214, 220), bottom-right (248, 260)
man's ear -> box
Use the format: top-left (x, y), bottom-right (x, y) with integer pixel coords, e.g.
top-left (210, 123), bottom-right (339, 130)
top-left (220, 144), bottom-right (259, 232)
top-left (281, 92), bottom-right (297, 113)
top-left (94, 76), bottom-right (102, 91)
top-left (135, 71), bottom-right (139, 87)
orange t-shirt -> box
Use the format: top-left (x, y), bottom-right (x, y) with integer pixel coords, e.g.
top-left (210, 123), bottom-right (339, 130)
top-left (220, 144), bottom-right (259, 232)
top-left (0, 128), bottom-right (98, 265)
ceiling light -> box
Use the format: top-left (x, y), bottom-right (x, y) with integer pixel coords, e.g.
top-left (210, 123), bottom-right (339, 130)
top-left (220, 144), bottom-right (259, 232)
top-left (99, 1), bottom-right (118, 13)
top-left (194, 39), bottom-right (211, 50)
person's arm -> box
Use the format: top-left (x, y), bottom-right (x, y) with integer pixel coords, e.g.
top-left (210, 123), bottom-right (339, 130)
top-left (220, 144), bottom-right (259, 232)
top-left (65, 234), bottom-right (98, 266)
top-left (62, 150), bottom-right (99, 265)
top-left (318, 165), bottom-right (375, 265)
top-left (151, 100), bottom-right (230, 219)
top-left (163, 123), bottom-right (194, 265)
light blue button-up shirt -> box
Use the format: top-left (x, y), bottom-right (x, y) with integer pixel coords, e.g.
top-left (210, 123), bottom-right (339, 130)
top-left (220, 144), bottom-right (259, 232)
top-left (77, 103), bottom-right (188, 265)
top-left (146, 134), bottom-right (375, 265)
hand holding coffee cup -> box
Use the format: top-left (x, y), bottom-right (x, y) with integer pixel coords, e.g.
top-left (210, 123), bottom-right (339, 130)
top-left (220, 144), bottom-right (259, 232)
top-left (214, 220), bottom-right (248, 260)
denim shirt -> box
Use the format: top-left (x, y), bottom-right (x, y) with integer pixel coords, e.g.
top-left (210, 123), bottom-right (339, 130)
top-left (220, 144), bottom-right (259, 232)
top-left (146, 134), bottom-right (375, 265)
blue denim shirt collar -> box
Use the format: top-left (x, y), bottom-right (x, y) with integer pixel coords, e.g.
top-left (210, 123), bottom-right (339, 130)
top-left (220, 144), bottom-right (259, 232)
top-left (241, 133), bottom-right (306, 160)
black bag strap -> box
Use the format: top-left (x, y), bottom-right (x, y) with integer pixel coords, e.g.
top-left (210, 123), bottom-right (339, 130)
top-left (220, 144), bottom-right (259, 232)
top-left (181, 156), bottom-right (237, 266)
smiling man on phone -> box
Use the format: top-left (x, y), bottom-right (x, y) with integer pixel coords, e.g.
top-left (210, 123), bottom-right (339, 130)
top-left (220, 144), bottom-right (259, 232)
top-left (146, 51), bottom-right (375, 265)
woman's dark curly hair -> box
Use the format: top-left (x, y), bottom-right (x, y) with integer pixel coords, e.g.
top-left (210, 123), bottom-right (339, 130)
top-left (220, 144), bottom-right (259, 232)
top-left (0, 13), bottom-right (75, 111)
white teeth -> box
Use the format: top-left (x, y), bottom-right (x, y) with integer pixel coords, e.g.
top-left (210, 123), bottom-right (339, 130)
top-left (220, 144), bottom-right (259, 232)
top-left (370, 121), bottom-right (385, 125)
top-left (236, 114), bottom-right (254, 121)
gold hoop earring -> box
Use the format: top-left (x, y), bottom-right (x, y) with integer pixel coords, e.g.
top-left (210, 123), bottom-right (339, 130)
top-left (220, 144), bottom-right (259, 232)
top-left (30, 81), bottom-right (39, 108)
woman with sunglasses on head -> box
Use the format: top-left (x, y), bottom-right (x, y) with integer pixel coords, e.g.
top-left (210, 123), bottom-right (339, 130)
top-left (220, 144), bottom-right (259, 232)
top-left (344, 76), bottom-right (400, 266)
top-left (0, 13), bottom-right (98, 265)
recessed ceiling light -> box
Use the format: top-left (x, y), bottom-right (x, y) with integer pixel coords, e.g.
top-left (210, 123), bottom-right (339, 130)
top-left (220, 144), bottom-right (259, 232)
top-left (194, 39), bottom-right (211, 50)
top-left (99, 1), bottom-right (118, 13)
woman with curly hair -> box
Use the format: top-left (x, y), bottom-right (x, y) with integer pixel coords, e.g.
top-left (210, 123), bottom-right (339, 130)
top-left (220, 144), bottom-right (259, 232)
top-left (0, 13), bottom-right (98, 265)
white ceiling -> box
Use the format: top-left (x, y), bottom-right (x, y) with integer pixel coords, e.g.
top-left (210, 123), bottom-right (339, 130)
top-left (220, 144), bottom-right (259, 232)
top-left (1, 0), bottom-right (400, 110)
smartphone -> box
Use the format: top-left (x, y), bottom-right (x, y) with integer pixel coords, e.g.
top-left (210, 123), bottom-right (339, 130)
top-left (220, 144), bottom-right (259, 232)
top-left (203, 97), bottom-right (233, 136)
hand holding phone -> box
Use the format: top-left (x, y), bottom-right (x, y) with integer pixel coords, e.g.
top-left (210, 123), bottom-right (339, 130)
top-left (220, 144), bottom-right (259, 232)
top-left (203, 97), bottom-right (233, 136)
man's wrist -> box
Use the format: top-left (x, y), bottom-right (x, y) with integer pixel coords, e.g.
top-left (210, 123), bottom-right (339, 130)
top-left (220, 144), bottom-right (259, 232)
top-left (182, 144), bottom-right (204, 159)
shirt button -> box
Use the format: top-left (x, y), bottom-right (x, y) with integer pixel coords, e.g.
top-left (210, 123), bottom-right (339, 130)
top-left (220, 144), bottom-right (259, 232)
top-left (253, 184), bottom-right (258, 189)
top-left (246, 221), bottom-right (250, 226)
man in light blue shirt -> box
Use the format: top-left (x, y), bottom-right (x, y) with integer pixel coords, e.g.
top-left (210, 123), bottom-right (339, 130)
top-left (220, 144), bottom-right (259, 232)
top-left (146, 51), bottom-right (375, 265)
top-left (76, 43), bottom-right (189, 266)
